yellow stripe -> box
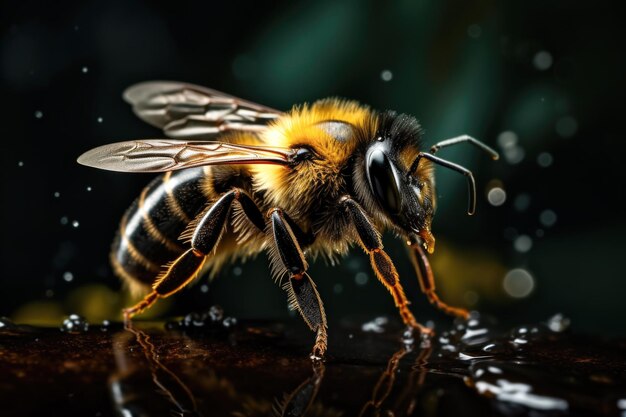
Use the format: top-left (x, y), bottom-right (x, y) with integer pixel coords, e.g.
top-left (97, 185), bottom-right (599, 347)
top-left (139, 186), bottom-right (185, 253)
top-left (163, 171), bottom-right (193, 223)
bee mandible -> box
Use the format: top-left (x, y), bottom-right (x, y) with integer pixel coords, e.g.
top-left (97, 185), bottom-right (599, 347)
top-left (78, 81), bottom-right (499, 359)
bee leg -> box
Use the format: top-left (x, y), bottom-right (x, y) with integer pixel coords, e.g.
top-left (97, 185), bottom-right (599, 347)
top-left (124, 188), bottom-right (264, 320)
top-left (269, 208), bottom-right (327, 359)
top-left (340, 197), bottom-right (433, 336)
top-left (407, 240), bottom-right (470, 320)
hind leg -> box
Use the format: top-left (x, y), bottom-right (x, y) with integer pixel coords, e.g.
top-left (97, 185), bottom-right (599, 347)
top-left (123, 188), bottom-right (265, 320)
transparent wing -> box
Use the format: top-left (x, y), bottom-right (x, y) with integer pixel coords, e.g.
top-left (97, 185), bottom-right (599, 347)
top-left (123, 81), bottom-right (284, 139)
top-left (77, 140), bottom-right (295, 173)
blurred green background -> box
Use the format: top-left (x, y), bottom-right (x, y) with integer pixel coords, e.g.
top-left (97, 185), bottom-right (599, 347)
top-left (2, 1), bottom-right (625, 335)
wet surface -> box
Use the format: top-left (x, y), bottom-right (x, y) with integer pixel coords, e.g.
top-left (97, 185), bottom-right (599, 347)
top-left (1, 313), bottom-right (625, 417)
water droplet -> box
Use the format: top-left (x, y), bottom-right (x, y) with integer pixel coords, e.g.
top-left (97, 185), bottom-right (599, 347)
top-left (232, 266), bottom-right (242, 276)
top-left (86, 186), bottom-right (92, 192)
top-left (361, 316), bottom-right (388, 333)
top-left (546, 314), bottom-right (570, 332)
top-left (63, 271), bottom-right (74, 282)
top-left (100, 320), bottom-right (111, 332)
top-left (467, 24), bottom-right (482, 38)
top-left (45, 289), bottom-right (54, 297)
top-left (472, 362), bottom-right (569, 411)
top-left (503, 269), bottom-right (535, 298)
top-left (200, 284), bottom-right (209, 293)
top-left (380, 69), bottom-right (393, 82)
top-left (97, 117), bottom-right (103, 123)
top-left (61, 314), bottom-right (89, 334)
top-left (555, 116), bottom-right (578, 138)
top-left (487, 187), bottom-right (507, 206)
top-left (539, 209), bottom-right (557, 227)
top-left (169, 306), bottom-right (237, 332)
top-left (402, 328), bottom-right (415, 345)
top-left (497, 131), bottom-right (518, 149)
top-left (482, 343), bottom-right (496, 352)
top-left (537, 152), bottom-right (553, 167)
top-left (355, 272), bottom-right (368, 286)
top-left (513, 193), bottom-right (531, 212)
top-left (333, 283), bottom-right (343, 294)
top-left (72, 220), bottom-right (80, 228)
top-left (533, 50), bottom-right (553, 71)
top-left (17, 161), bottom-right (24, 167)
top-left (503, 146), bottom-right (525, 164)
top-left (60, 216), bottom-right (69, 225)
top-left (209, 305), bottom-right (224, 322)
top-left (513, 235), bottom-right (533, 253)
top-left (35, 110), bottom-right (43, 119)
top-left (0, 317), bottom-right (15, 330)
top-left (53, 191), bottom-right (60, 198)
top-left (81, 66), bottom-right (88, 74)
top-left (222, 316), bottom-right (237, 328)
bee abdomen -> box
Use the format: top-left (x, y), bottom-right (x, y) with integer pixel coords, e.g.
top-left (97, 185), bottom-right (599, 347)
top-left (111, 167), bottom-right (209, 290)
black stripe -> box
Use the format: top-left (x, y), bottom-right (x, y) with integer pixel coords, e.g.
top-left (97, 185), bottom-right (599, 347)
top-left (111, 233), bottom-right (158, 286)
top-left (112, 169), bottom-right (209, 286)
top-left (169, 168), bottom-right (208, 220)
top-left (124, 198), bottom-right (185, 263)
top-left (145, 175), bottom-right (189, 237)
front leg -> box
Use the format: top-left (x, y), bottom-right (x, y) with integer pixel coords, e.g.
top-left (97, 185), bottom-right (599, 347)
top-left (268, 208), bottom-right (328, 360)
top-left (339, 197), bottom-right (432, 335)
top-left (407, 237), bottom-right (470, 319)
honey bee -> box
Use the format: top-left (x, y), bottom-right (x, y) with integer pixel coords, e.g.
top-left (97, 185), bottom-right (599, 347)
top-left (78, 81), bottom-right (498, 359)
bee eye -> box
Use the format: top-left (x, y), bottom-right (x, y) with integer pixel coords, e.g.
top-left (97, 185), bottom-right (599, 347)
top-left (292, 147), bottom-right (314, 163)
top-left (366, 149), bottom-right (402, 214)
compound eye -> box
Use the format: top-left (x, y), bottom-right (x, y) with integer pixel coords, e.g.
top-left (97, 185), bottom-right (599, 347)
top-left (292, 147), bottom-right (315, 163)
top-left (366, 149), bottom-right (402, 215)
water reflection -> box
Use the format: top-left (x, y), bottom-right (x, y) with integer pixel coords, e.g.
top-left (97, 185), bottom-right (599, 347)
top-left (3, 313), bottom-right (624, 416)
top-left (110, 324), bottom-right (200, 417)
top-left (109, 323), bottom-right (439, 417)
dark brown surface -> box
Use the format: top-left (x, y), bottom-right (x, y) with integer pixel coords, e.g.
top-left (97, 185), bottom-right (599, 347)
top-left (0, 313), bottom-right (625, 417)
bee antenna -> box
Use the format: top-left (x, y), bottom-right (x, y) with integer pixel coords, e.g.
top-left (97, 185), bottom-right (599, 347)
top-left (408, 153), bottom-right (478, 215)
top-left (408, 135), bottom-right (498, 215)
top-left (429, 134), bottom-right (499, 160)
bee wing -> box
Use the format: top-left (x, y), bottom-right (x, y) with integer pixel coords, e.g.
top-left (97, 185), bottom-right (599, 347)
top-left (77, 140), bottom-right (294, 173)
top-left (123, 81), bottom-right (283, 139)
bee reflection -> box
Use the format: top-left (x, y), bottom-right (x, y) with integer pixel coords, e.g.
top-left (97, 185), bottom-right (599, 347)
top-left (109, 325), bottom-right (432, 417)
top-left (360, 343), bottom-right (433, 417)
top-left (109, 324), bottom-right (201, 417)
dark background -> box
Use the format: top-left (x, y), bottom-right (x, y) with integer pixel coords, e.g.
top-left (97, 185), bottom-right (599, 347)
top-left (2, 0), bottom-right (625, 335)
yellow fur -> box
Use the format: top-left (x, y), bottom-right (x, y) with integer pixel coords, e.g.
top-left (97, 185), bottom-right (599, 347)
top-left (252, 99), bottom-right (371, 220)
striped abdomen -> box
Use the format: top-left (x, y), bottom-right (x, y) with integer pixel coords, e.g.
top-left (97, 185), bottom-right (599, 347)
top-left (111, 167), bottom-right (209, 292)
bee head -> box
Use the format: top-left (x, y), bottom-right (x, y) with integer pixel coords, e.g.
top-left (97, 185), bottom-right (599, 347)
top-left (362, 111), bottom-right (436, 252)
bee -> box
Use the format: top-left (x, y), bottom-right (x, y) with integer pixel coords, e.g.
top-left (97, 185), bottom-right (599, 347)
top-left (78, 81), bottom-right (498, 359)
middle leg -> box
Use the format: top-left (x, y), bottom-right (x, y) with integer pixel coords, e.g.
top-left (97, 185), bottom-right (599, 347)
top-left (268, 208), bottom-right (328, 359)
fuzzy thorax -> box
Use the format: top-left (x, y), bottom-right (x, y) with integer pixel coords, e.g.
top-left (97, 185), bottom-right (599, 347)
top-left (251, 99), bottom-right (373, 226)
